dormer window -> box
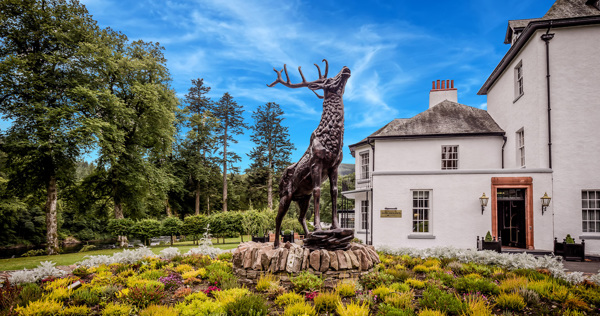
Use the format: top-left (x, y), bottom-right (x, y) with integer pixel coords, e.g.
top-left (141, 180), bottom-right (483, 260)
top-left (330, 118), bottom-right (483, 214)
top-left (514, 61), bottom-right (524, 101)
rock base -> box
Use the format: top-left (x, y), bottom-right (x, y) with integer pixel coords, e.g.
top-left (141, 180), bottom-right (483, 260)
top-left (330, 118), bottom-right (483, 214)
top-left (232, 241), bottom-right (380, 288)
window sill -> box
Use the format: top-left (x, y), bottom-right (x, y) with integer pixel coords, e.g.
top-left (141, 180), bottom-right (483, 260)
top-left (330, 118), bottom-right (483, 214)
top-left (579, 235), bottom-right (600, 240)
top-left (407, 234), bottom-right (435, 239)
top-left (357, 179), bottom-right (371, 184)
top-left (513, 93), bottom-right (524, 104)
top-left (356, 230), bottom-right (369, 234)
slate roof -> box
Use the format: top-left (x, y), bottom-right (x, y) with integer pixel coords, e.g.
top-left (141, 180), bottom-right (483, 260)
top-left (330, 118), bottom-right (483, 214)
top-left (349, 101), bottom-right (504, 150)
top-left (543, 0), bottom-right (600, 20)
top-left (505, 19), bottom-right (541, 44)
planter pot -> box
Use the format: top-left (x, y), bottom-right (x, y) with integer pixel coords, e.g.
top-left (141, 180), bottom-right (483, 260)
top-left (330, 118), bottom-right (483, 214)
top-left (282, 234), bottom-right (294, 243)
top-left (554, 237), bottom-right (585, 261)
top-left (252, 236), bottom-right (268, 243)
top-left (477, 236), bottom-right (502, 253)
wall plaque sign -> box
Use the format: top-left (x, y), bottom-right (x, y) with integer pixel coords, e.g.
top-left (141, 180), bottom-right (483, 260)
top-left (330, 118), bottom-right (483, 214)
top-left (381, 210), bottom-right (402, 218)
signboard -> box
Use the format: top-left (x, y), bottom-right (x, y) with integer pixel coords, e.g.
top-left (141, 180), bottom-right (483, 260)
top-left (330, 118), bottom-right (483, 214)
top-left (380, 210), bottom-right (402, 218)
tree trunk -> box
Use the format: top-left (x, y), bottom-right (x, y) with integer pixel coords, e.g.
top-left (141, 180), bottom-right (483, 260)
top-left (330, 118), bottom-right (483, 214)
top-left (207, 195), bottom-right (210, 215)
top-left (195, 183), bottom-right (201, 215)
top-left (114, 196), bottom-right (128, 248)
top-left (166, 198), bottom-right (172, 217)
top-left (222, 126), bottom-right (228, 212)
top-left (267, 152), bottom-right (273, 211)
top-left (45, 176), bottom-right (59, 255)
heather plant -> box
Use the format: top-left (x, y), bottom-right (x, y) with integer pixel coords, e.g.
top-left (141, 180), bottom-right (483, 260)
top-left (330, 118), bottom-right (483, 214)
top-left (14, 299), bottom-right (64, 316)
top-left (138, 269), bottom-right (168, 281)
top-left (413, 265), bottom-right (429, 274)
top-left (61, 305), bottom-right (91, 316)
top-left (386, 268), bottom-right (413, 282)
top-left (384, 290), bottom-right (414, 310)
top-left (390, 282), bottom-right (411, 292)
top-left (275, 292), bottom-right (304, 307)
top-left (183, 291), bottom-right (209, 303)
top-left (71, 287), bottom-right (101, 306)
top-left (176, 298), bottom-right (224, 316)
top-left (419, 286), bottom-right (465, 315)
top-left (336, 301), bottom-right (370, 316)
top-left (284, 301), bottom-right (316, 316)
top-left (462, 293), bottom-right (492, 316)
top-left (124, 283), bottom-right (166, 308)
top-left (71, 267), bottom-right (91, 278)
top-left (454, 276), bottom-right (499, 296)
top-left (360, 271), bottom-right (394, 290)
top-left (313, 291), bottom-right (340, 313)
top-left (256, 273), bottom-right (279, 292)
top-left (102, 302), bottom-right (133, 316)
top-left (139, 304), bottom-right (178, 316)
top-left (499, 276), bottom-right (528, 293)
top-left (417, 308), bottom-right (445, 316)
top-left (174, 264), bottom-right (195, 274)
top-left (158, 273), bottom-right (183, 290)
top-left (17, 283), bottom-right (42, 306)
top-left (336, 279), bottom-right (357, 297)
top-left (173, 287), bottom-right (192, 299)
top-left (223, 293), bottom-right (269, 316)
top-left (213, 288), bottom-right (250, 305)
top-left (372, 285), bottom-right (394, 300)
top-left (0, 278), bottom-right (21, 314)
top-left (405, 278), bottom-right (426, 289)
top-left (217, 252), bottom-right (233, 261)
top-left (291, 271), bottom-right (323, 292)
top-left (378, 304), bottom-right (416, 316)
top-left (44, 287), bottom-right (73, 301)
top-left (517, 287), bottom-right (540, 305)
top-left (494, 292), bottom-right (526, 311)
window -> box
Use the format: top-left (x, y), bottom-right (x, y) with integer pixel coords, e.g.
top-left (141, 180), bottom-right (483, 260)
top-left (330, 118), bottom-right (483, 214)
top-left (582, 191), bottom-right (600, 233)
top-left (361, 200), bottom-right (369, 230)
top-left (341, 212), bottom-right (355, 229)
top-left (360, 152), bottom-right (369, 179)
top-left (441, 145), bottom-right (458, 170)
top-left (515, 61), bottom-right (524, 100)
top-left (517, 129), bottom-right (525, 167)
top-left (412, 190), bottom-right (431, 233)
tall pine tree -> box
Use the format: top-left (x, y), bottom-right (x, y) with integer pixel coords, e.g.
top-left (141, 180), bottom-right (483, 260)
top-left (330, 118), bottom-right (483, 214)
top-left (212, 93), bottom-right (247, 212)
top-left (0, 0), bottom-right (101, 254)
top-left (248, 102), bottom-right (295, 210)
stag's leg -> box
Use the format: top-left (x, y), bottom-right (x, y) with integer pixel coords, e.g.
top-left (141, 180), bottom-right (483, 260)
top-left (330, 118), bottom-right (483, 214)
top-left (311, 164), bottom-right (323, 231)
top-left (274, 194), bottom-right (292, 249)
top-left (329, 168), bottom-right (340, 229)
top-left (297, 195), bottom-right (311, 236)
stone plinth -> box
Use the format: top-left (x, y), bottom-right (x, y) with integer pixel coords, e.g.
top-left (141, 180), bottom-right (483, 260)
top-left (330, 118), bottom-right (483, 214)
top-left (232, 241), bottom-right (380, 288)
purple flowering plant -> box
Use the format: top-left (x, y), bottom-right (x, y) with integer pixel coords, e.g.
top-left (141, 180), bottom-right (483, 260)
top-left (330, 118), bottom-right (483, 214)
top-left (158, 273), bottom-right (183, 290)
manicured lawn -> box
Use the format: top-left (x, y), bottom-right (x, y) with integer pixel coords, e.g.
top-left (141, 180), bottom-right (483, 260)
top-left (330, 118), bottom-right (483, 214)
top-left (0, 236), bottom-right (247, 271)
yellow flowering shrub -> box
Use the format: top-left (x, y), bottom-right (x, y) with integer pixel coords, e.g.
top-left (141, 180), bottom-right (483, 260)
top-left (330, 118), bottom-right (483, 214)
top-left (139, 304), bottom-right (178, 316)
top-left (15, 299), bottom-right (63, 316)
top-left (175, 264), bottom-right (195, 274)
top-left (45, 277), bottom-right (79, 291)
top-left (213, 288), bottom-right (250, 305)
top-left (61, 305), bottom-right (91, 316)
top-left (102, 302), bottom-right (133, 316)
top-left (44, 287), bottom-right (73, 301)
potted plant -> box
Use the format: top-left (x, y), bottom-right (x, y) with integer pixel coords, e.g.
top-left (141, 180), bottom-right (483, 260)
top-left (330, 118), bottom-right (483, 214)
top-left (252, 228), bottom-right (268, 243)
top-left (554, 235), bottom-right (585, 261)
top-left (477, 231), bottom-right (501, 253)
top-left (282, 229), bottom-right (294, 243)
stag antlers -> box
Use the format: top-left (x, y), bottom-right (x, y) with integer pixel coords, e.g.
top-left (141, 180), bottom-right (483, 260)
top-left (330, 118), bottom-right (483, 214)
top-left (267, 59), bottom-right (329, 99)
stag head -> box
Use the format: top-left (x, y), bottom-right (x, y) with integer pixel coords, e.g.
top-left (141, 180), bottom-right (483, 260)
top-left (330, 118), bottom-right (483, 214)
top-left (267, 59), bottom-right (351, 99)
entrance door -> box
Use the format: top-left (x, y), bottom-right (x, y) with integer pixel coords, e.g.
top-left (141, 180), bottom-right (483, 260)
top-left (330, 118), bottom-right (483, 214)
top-left (497, 189), bottom-right (526, 248)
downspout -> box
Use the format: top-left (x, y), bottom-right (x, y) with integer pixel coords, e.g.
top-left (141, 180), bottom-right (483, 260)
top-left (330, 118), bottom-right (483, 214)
top-left (541, 24), bottom-right (554, 169)
top-left (501, 136), bottom-right (507, 169)
top-left (368, 138), bottom-right (375, 245)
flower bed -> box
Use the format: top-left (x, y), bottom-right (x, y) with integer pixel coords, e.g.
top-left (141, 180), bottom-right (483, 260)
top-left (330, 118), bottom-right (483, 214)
top-left (1, 245), bottom-right (599, 315)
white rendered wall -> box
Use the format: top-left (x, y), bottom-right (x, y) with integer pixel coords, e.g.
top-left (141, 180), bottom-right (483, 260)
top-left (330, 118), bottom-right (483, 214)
top-left (370, 171), bottom-right (553, 251)
top-left (375, 137), bottom-right (504, 172)
top-left (429, 90), bottom-right (458, 108)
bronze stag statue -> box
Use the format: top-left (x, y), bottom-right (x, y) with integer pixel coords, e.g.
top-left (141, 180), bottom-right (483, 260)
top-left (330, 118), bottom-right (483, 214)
top-left (267, 59), bottom-right (351, 249)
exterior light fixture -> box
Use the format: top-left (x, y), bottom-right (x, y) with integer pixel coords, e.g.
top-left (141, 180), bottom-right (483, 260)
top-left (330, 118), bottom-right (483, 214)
top-left (541, 192), bottom-right (551, 215)
top-left (479, 193), bottom-right (489, 215)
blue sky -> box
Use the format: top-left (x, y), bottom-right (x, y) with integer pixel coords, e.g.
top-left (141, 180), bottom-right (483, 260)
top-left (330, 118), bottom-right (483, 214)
top-left (26, 0), bottom-right (561, 170)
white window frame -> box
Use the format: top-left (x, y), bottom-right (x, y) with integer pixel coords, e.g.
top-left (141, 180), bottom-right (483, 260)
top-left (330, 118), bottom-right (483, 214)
top-left (341, 212), bottom-right (355, 229)
top-left (441, 145), bottom-right (458, 170)
top-left (359, 151), bottom-right (370, 180)
top-left (361, 200), bottom-right (369, 230)
top-left (517, 128), bottom-right (525, 168)
top-left (412, 190), bottom-right (431, 233)
top-left (514, 61), bottom-right (524, 101)
top-left (582, 190), bottom-right (600, 233)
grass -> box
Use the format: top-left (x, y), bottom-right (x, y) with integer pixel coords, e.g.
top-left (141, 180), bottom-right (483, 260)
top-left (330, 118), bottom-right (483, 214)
top-left (0, 236), bottom-right (246, 271)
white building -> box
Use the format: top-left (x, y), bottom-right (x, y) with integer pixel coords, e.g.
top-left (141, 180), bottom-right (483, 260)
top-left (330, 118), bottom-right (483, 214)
top-left (343, 0), bottom-right (600, 255)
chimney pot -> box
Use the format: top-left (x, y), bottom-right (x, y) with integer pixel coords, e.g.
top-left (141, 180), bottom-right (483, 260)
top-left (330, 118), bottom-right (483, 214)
top-left (446, 80), bottom-right (450, 90)
top-left (441, 80), bottom-right (445, 90)
top-left (432, 81), bottom-right (435, 90)
top-left (451, 80), bottom-right (454, 89)
top-left (436, 80), bottom-right (440, 89)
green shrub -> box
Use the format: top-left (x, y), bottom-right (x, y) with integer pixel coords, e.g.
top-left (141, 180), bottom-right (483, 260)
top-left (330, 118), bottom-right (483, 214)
top-left (223, 293), bottom-right (269, 316)
top-left (256, 273), bottom-right (279, 292)
top-left (18, 283), bottom-right (42, 306)
top-left (378, 304), bottom-right (416, 316)
top-left (384, 291), bottom-right (414, 310)
top-left (275, 292), bottom-right (304, 307)
top-left (217, 252), bottom-right (233, 261)
top-left (284, 302), bottom-right (316, 316)
top-left (413, 265), bottom-right (429, 274)
top-left (385, 269), bottom-right (413, 283)
top-left (419, 286), bottom-right (465, 315)
top-left (565, 234), bottom-right (575, 244)
top-left (404, 278), bottom-right (426, 289)
top-left (138, 269), bottom-right (168, 281)
top-left (495, 292), bottom-right (526, 311)
top-left (417, 309), bottom-right (445, 316)
top-left (455, 276), bottom-right (499, 296)
top-left (291, 271), bottom-right (323, 292)
top-left (139, 304), bottom-right (178, 316)
top-left (21, 249), bottom-right (46, 257)
top-left (71, 267), bottom-right (90, 278)
top-left (62, 305), bottom-right (91, 316)
top-left (313, 291), bottom-right (340, 313)
top-left (390, 282), bottom-right (411, 293)
top-left (125, 283), bottom-right (165, 308)
top-left (102, 302), bottom-right (134, 316)
top-left (15, 299), bottom-right (63, 316)
top-left (72, 288), bottom-right (101, 306)
top-left (428, 271), bottom-right (455, 288)
top-left (516, 288), bottom-right (540, 306)
top-left (512, 269), bottom-right (547, 281)
top-left (372, 285), bottom-right (394, 300)
top-left (360, 271), bottom-right (394, 290)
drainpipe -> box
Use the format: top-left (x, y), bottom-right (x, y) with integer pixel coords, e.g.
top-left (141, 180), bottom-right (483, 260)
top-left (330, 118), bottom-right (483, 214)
top-left (368, 138), bottom-right (375, 245)
top-left (541, 24), bottom-right (554, 169)
top-left (501, 136), bottom-right (507, 169)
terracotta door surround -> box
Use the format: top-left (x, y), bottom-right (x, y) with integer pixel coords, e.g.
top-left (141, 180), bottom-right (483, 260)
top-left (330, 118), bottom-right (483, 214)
top-left (491, 177), bottom-right (534, 249)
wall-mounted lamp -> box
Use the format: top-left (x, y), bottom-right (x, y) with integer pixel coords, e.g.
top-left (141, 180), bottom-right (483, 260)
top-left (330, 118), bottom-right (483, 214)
top-left (541, 192), bottom-right (551, 215)
top-left (479, 193), bottom-right (489, 215)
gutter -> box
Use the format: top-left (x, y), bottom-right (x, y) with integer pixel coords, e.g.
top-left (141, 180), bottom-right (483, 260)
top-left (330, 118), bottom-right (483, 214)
top-left (501, 135), bottom-right (507, 169)
top-left (478, 15), bottom-right (600, 95)
top-left (541, 25), bottom-right (554, 169)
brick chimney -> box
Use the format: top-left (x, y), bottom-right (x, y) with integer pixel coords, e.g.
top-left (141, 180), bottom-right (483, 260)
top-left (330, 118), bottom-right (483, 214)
top-left (429, 79), bottom-right (457, 108)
